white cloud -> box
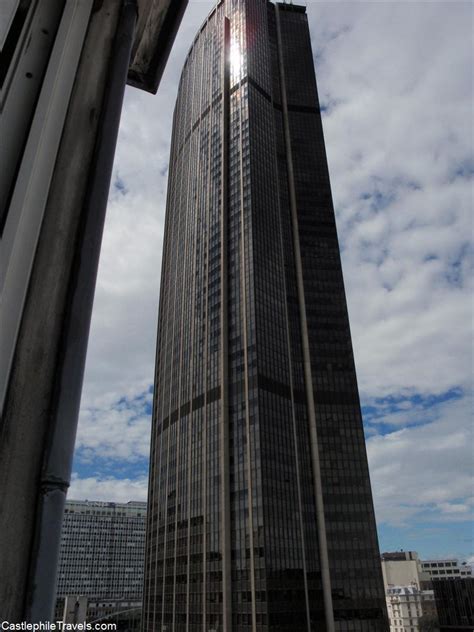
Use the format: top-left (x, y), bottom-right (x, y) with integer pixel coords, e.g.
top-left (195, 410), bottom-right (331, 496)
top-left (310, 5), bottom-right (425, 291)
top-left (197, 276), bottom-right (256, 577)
top-left (307, 1), bottom-right (473, 398)
top-left (76, 391), bottom-right (152, 462)
top-left (367, 395), bottom-right (473, 527)
top-left (69, 474), bottom-right (148, 503)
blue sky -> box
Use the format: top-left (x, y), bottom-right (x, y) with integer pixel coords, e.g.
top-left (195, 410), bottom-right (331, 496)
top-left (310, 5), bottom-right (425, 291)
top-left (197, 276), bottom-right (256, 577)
top-left (71, 1), bottom-right (473, 567)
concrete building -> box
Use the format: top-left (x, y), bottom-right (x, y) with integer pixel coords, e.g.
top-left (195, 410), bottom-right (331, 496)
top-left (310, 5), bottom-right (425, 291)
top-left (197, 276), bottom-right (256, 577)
top-left (380, 552), bottom-right (472, 590)
top-left (0, 0), bottom-right (187, 622)
top-left (382, 552), bottom-right (430, 589)
top-left (54, 500), bottom-right (146, 623)
top-left (421, 560), bottom-right (473, 582)
top-left (143, 1), bottom-right (387, 631)
top-left (386, 586), bottom-right (437, 632)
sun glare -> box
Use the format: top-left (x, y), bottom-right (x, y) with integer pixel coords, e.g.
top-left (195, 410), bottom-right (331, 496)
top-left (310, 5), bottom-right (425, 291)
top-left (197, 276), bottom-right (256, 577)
top-left (230, 39), bottom-right (243, 79)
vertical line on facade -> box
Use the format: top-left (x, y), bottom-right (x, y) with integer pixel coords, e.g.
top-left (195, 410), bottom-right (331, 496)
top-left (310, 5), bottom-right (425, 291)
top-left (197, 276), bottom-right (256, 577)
top-left (150, 210), bottom-right (170, 631)
top-left (171, 206), bottom-right (186, 631)
top-left (145, 328), bottom-right (162, 628)
top-left (148, 191), bottom-right (165, 631)
top-left (272, 107), bottom-right (312, 632)
top-left (159, 219), bottom-right (180, 632)
top-left (220, 15), bottom-right (232, 632)
top-left (238, 3), bottom-right (257, 629)
top-left (184, 39), bottom-right (204, 631)
top-left (202, 24), bottom-right (213, 629)
top-left (172, 52), bottom-right (199, 627)
top-left (157, 58), bottom-right (194, 628)
top-left (186, 42), bottom-right (205, 630)
top-left (150, 115), bottom-right (181, 630)
top-left (148, 382), bottom-right (163, 629)
top-left (274, 5), bottom-right (335, 632)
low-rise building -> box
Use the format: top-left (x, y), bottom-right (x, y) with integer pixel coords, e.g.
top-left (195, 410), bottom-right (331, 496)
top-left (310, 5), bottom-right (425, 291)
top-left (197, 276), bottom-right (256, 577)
top-left (421, 560), bottom-right (472, 581)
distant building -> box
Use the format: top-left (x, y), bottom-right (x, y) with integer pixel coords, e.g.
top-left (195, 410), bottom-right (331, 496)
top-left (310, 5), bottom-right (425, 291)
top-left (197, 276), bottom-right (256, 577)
top-left (386, 586), bottom-right (437, 632)
top-left (382, 552), bottom-right (474, 632)
top-left (432, 578), bottom-right (474, 632)
top-left (382, 552), bottom-right (429, 589)
top-left (55, 500), bottom-right (146, 623)
top-left (421, 560), bottom-right (473, 582)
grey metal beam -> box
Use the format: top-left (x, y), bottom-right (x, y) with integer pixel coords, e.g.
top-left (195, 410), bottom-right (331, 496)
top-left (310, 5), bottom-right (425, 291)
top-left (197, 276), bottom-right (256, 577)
top-left (26, 0), bottom-right (138, 621)
top-left (0, 0), bottom-right (136, 620)
top-left (220, 16), bottom-right (232, 632)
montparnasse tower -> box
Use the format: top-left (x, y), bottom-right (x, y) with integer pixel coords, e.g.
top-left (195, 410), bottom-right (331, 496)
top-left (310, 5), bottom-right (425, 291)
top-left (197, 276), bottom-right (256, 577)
top-left (143, 2), bottom-right (388, 631)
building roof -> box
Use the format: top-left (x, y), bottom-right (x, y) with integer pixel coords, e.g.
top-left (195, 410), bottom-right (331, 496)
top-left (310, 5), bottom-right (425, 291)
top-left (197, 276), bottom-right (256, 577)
top-left (387, 586), bottom-right (420, 595)
top-left (382, 551), bottom-right (420, 561)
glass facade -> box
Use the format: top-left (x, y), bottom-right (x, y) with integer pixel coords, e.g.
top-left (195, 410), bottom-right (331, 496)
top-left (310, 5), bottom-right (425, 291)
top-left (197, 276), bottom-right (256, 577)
top-left (143, 2), bottom-right (388, 631)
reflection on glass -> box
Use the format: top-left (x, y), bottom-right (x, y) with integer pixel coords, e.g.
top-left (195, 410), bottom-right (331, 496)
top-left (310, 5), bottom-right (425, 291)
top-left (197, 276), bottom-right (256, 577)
top-left (230, 37), bottom-right (243, 83)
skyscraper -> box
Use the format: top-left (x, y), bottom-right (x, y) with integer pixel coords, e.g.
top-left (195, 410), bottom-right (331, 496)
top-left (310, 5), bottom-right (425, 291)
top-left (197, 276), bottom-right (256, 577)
top-left (143, 2), bottom-right (387, 631)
